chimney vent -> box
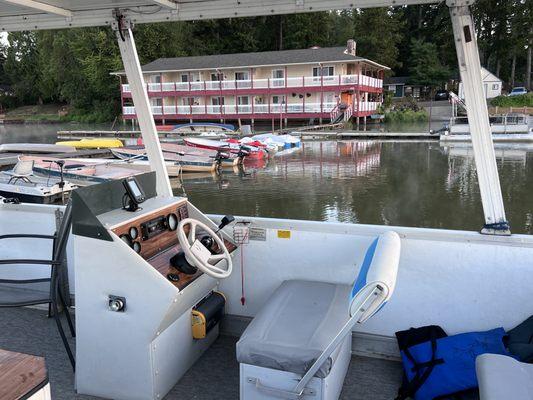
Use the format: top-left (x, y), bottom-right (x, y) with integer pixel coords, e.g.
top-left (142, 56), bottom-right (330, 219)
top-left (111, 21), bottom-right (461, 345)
top-left (346, 39), bottom-right (356, 56)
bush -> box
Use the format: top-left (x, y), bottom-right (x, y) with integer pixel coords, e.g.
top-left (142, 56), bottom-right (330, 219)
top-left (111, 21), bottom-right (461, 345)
top-left (384, 109), bottom-right (429, 123)
top-left (490, 93), bottom-right (533, 107)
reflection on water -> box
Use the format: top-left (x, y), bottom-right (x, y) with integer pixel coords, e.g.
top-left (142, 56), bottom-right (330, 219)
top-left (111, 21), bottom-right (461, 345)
top-left (183, 141), bottom-right (533, 234)
top-left (2, 123), bottom-right (533, 234)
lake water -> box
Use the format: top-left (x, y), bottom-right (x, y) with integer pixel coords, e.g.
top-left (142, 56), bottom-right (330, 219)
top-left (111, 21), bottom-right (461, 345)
top-left (2, 123), bottom-right (533, 234)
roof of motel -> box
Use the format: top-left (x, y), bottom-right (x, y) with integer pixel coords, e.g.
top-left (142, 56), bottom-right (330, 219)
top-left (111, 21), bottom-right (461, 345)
top-left (113, 46), bottom-right (390, 75)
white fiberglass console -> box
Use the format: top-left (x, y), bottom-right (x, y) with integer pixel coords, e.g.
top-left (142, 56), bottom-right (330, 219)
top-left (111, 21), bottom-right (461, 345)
top-left (71, 172), bottom-right (237, 400)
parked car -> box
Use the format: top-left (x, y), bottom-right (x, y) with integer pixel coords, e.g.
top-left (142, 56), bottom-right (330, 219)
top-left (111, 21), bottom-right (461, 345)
top-left (434, 90), bottom-right (450, 101)
top-left (509, 87), bottom-right (528, 96)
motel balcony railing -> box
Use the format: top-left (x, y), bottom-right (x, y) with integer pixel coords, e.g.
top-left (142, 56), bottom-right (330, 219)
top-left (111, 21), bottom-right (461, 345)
top-left (122, 74), bottom-right (383, 94)
top-left (122, 101), bottom-right (379, 116)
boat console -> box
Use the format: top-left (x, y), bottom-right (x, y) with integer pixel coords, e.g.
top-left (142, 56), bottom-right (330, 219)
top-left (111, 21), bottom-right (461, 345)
top-left (71, 172), bottom-right (237, 400)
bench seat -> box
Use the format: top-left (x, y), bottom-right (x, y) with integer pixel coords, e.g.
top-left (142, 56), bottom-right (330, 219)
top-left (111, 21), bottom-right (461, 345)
top-left (236, 280), bottom-right (351, 378)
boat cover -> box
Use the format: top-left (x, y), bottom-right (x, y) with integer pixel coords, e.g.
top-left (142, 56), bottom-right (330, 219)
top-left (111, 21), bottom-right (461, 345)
top-left (236, 280), bottom-right (352, 378)
top-left (476, 354), bottom-right (533, 400)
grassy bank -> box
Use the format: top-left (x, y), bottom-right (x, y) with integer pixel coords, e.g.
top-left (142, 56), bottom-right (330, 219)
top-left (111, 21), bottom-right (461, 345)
top-left (2, 104), bottom-right (116, 123)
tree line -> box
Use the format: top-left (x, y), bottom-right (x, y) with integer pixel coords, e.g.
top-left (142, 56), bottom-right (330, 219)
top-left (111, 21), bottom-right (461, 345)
top-left (0, 0), bottom-right (530, 122)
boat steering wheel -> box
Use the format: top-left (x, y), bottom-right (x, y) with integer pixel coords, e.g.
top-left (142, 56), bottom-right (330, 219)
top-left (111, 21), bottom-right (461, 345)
top-left (177, 218), bottom-right (233, 279)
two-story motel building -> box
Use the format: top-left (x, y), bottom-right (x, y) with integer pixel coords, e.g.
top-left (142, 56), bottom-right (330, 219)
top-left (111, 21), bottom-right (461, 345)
top-left (115, 40), bottom-right (389, 127)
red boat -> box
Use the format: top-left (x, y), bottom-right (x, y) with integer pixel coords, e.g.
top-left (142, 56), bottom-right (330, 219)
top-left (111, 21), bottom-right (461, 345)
top-left (184, 137), bottom-right (266, 160)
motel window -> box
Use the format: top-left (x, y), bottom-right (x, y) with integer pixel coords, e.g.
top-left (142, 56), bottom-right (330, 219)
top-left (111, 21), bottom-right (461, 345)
top-left (180, 74), bottom-right (189, 82)
top-left (235, 72), bottom-right (249, 81)
top-left (237, 96), bottom-right (250, 105)
top-left (211, 73), bottom-right (223, 81)
top-left (151, 98), bottom-right (163, 107)
top-left (313, 66), bottom-right (335, 77)
top-left (211, 97), bottom-right (225, 106)
top-left (151, 75), bottom-right (161, 83)
top-left (272, 95), bottom-right (286, 104)
top-left (182, 97), bottom-right (199, 106)
top-left (272, 69), bottom-right (284, 79)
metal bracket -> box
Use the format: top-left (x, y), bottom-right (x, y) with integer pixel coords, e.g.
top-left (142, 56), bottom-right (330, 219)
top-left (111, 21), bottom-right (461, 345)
top-left (247, 378), bottom-right (316, 399)
top-left (111, 10), bottom-right (133, 32)
top-left (446, 0), bottom-right (475, 6)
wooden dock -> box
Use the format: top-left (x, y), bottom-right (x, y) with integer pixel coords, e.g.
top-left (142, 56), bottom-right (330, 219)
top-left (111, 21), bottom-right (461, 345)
top-left (295, 131), bottom-right (438, 140)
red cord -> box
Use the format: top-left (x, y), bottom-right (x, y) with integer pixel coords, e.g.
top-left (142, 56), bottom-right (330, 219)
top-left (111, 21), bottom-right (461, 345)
top-left (240, 230), bottom-right (249, 306)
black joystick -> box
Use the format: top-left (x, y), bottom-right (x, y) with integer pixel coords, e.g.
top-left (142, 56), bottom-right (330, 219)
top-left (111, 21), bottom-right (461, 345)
top-left (170, 251), bottom-right (198, 275)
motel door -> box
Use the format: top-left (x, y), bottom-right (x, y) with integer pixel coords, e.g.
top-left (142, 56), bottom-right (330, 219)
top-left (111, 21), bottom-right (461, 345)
top-left (341, 92), bottom-right (353, 107)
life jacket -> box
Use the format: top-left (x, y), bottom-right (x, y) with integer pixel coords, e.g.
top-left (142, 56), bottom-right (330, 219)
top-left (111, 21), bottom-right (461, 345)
top-left (396, 327), bottom-right (511, 400)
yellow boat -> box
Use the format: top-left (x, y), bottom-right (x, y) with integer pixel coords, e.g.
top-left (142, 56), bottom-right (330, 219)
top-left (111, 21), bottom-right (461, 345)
top-left (55, 138), bottom-right (123, 149)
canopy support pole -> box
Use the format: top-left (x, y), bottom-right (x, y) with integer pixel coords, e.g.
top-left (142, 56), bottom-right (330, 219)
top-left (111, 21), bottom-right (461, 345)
top-left (113, 14), bottom-right (172, 197)
top-left (447, 1), bottom-right (510, 235)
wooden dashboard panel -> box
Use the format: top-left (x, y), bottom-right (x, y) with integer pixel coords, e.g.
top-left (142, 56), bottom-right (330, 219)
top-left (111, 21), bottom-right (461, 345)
top-left (111, 200), bottom-right (237, 291)
top-left (111, 201), bottom-right (189, 260)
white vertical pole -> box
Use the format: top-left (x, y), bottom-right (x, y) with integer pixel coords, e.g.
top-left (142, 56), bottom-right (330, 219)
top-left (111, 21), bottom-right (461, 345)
top-left (115, 22), bottom-right (172, 197)
top-left (448, 1), bottom-right (509, 234)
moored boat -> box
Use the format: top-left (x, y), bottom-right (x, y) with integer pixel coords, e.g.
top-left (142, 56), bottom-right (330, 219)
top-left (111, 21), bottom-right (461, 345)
top-left (0, 159), bottom-right (76, 204)
top-left (67, 157), bottom-right (183, 177)
top-left (184, 137), bottom-right (266, 160)
top-left (0, 143), bottom-right (77, 154)
top-left (111, 146), bottom-right (218, 172)
top-left (56, 138), bottom-right (124, 149)
top-left (22, 155), bottom-right (143, 185)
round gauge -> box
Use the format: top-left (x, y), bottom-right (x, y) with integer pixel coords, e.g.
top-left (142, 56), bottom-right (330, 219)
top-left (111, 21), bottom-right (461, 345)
top-left (167, 213), bottom-right (178, 231)
top-left (120, 234), bottom-right (132, 247)
top-left (133, 241), bottom-right (141, 253)
top-left (129, 226), bottom-right (138, 240)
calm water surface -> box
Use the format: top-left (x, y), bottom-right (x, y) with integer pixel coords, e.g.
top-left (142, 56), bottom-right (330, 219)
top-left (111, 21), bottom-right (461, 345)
top-left (2, 123), bottom-right (533, 234)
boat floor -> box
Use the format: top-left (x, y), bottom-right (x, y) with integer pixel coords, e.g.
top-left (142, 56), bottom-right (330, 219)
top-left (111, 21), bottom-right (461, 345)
top-left (0, 307), bottom-right (479, 400)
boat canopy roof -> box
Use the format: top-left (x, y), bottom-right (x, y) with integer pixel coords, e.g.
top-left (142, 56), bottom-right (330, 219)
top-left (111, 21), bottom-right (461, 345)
top-left (0, 0), bottom-right (440, 32)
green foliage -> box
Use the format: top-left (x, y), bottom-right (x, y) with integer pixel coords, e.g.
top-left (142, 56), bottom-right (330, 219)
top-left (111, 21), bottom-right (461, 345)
top-left (382, 91), bottom-right (394, 110)
top-left (384, 109), bottom-right (429, 123)
top-left (490, 93), bottom-right (533, 107)
top-left (408, 39), bottom-right (450, 88)
top-left (0, 2), bottom-right (530, 121)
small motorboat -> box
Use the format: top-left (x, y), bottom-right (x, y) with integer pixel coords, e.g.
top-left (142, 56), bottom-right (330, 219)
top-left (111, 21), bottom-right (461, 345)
top-left (111, 146), bottom-right (219, 172)
top-left (184, 137), bottom-right (265, 160)
top-left (170, 122), bottom-right (235, 135)
top-left (67, 157), bottom-right (183, 177)
top-left (0, 158), bottom-right (77, 204)
top-left (22, 155), bottom-right (142, 185)
top-left (160, 143), bottom-right (243, 167)
top-left (55, 138), bottom-right (124, 149)
top-left (0, 143), bottom-right (77, 154)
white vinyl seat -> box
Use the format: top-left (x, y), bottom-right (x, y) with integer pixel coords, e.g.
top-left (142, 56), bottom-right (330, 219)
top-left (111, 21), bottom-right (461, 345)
top-left (237, 231), bottom-right (401, 399)
top-left (3, 158), bottom-right (35, 184)
top-left (477, 354), bottom-right (533, 400)
top-left (237, 280), bottom-right (352, 378)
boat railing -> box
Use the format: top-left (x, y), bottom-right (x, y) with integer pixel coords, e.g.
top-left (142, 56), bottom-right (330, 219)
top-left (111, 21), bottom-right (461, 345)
top-left (450, 114), bottom-right (528, 126)
top-left (121, 74), bottom-right (384, 94)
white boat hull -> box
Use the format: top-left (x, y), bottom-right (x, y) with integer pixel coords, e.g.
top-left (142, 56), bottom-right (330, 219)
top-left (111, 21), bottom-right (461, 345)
top-left (3, 201), bottom-right (533, 345)
top-left (441, 132), bottom-right (533, 143)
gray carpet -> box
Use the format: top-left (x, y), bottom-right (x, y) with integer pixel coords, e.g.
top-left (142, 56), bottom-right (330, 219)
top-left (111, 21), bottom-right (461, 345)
top-left (0, 307), bottom-right (405, 400)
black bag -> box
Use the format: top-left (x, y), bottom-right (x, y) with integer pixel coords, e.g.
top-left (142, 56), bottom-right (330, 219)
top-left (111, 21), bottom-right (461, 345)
top-left (506, 315), bottom-right (533, 362)
top-left (395, 325), bottom-right (447, 400)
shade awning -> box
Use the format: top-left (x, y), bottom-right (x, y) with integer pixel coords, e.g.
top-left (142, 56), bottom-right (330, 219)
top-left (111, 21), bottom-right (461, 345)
top-left (0, 0), bottom-right (441, 32)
